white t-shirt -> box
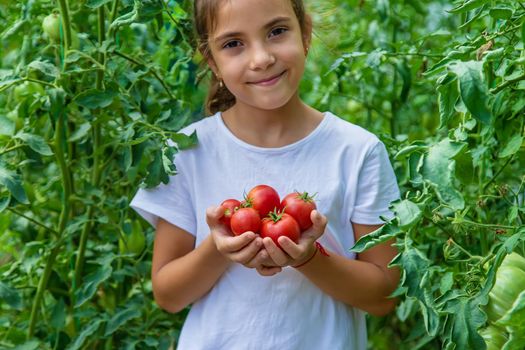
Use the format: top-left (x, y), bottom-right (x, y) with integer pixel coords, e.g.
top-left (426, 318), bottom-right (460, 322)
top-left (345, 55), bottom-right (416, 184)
top-left (130, 111), bottom-right (400, 350)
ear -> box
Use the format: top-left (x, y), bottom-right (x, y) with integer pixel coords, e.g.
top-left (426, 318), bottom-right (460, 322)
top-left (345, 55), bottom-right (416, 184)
top-left (207, 56), bottom-right (219, 77)
top-left (302, 14), bottom-right (313, 55)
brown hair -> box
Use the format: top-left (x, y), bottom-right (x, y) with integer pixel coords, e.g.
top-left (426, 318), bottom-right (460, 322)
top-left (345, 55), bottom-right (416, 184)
top-left (193, 0), bottom-right (308, 115)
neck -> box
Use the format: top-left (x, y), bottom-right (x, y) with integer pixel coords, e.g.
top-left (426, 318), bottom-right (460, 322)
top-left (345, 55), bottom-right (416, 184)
top-left (220, 94), bottom-right (323, 148)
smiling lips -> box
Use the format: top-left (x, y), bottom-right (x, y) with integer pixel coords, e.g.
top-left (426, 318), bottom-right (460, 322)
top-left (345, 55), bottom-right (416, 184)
top-left (249, 70), bottom-right (286, 86)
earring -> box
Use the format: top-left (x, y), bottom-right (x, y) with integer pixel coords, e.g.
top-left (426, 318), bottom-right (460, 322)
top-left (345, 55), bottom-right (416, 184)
top-left (219, 79), bottom-right (223, 88)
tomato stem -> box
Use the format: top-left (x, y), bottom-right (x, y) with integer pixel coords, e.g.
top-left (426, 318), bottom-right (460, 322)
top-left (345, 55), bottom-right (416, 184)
top-left (57, 0), bottom-right (72, 70)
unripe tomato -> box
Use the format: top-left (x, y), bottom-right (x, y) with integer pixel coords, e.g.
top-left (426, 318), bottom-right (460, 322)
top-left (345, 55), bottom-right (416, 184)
top-left (246, 184), bottom-right (280, 218)
top-left (13, 81), bottom-right (45, 102)
top-left (42, 13), bottom-right (61, 42)
top-left (230, 207), bottom-right (261, 235)
top-left (486, 264), bottom-right (525, 321)
top-left (261, 212), bottom-right (300, 249)
top-left (479, 325), bottom-right (508, 350)
top-left (119, 220), bottom-right (145, 256)
top-left (280, 191), bottom-right (316, 230)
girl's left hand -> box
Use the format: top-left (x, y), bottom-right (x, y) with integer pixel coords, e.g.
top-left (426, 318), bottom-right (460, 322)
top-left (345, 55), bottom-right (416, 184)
top-left (258, 210), bottom-right (328, 271)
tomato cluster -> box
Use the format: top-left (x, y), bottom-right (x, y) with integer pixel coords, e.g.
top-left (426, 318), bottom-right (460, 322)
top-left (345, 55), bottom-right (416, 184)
top-left (219, 185), bottom-right (316, 248)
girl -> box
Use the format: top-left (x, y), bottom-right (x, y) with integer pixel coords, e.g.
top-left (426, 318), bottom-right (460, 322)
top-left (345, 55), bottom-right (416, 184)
top-left (131, 0), bottom-right (401, 349)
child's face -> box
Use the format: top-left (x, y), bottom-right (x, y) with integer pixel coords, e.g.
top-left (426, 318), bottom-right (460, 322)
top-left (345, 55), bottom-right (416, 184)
top-left (207, 0), bottom-right (310, 111)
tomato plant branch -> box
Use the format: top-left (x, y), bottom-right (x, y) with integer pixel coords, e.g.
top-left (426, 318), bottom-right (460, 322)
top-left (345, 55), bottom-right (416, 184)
top-left (28, 112), bottom-right (72, 339)
top-left (483, 154), bottom-right (516, 191)
top-left (7, 208), bottom-right (59, 236)
top-left (490, 72), bottom-right (525, 94)
top-left (0, 143), bottom-right (24, 156)
top-left (112, 50), bottom-right (175, 100)
top-left (57, 0), bottom-right (72, 70)
top-left (74, 7), bottom-right (106, 291)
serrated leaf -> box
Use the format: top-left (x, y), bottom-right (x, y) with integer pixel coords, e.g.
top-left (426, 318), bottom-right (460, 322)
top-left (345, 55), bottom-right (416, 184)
top-left (85, 0), bottom-right (113, 9)
top-left (0, 166), bottom-right (28, 204)
top-left (400, 245), bottom-right (430, 299)
top-left (422, 139), bottom-right (467, 210)
top-left (75, 265), bottom-right (113, 307)
top-left (0, 281), bottom-right (23, 310)
top-left (75, 89), bottom-right (117, 109)
top-left (351, 223), bottom-right (402, 253)
top-left (16, 132), bottom-right (54, 156)
top-left (499, 135), bottom-right (523, 158)
top-left (449, 61), bottom-right (492, 124)
top-left (437, 74), bottom-right (459, 129)
top-left (391, 199), bottom-right (422, 230)
top-left (67, 319), bottom-right (104, 350)
top-left (104, 308), bottom-right (142, 336)
top-left (28, 60), bottom-right (59, 78)
top-left (443, 297), bottom-right (487, 349)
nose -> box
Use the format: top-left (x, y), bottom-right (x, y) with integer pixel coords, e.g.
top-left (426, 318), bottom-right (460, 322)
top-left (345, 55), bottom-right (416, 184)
top-left (249, 43), bottom-right (275, 70)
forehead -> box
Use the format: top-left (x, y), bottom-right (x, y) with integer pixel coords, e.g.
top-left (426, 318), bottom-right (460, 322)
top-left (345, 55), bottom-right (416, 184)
top-left (212, 0), bottom-right (296, 34)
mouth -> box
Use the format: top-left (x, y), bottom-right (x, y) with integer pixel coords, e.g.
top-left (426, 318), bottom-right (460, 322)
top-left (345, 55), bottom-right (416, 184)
top-left (249, 70), bottom-right (286, 86)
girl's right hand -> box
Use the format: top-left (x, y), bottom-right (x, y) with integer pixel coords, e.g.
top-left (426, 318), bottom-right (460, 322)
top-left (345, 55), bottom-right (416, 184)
top-left (206, 206), bottom-right (264, 265)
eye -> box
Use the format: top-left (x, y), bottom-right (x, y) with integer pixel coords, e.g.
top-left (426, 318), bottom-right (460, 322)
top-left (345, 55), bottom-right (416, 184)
top-left (269, 27), bottom-right (288, 38)
top-left (223, 40), bottom-right (242, 49)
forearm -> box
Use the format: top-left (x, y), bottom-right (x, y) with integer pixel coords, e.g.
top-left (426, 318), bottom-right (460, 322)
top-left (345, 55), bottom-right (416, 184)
top-left (296, 250), bottom-right (399, 316)
top-left (153, 235), bottom-right (230, 313)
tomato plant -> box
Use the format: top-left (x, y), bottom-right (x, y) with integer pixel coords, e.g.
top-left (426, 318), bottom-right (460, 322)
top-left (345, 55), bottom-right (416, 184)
top-left (230, 207), bottom-right (261, 235)
top-left (281, 191), bottom-right (316, 230)
top-left (261, 210), bottom-right (301, 248)
top-left (245, 184), bottom-right (280, 218)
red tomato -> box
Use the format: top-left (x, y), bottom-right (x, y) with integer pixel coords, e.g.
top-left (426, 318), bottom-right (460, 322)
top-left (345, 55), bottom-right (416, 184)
top-left (219, 199), bottom-right (241, 226)
top-left (230, 207), bottom-right (261, 235)
top-left (261, 212), bottom-right (300, 248)
top-left (246, 184), bottom-right (280, 218)
top-left (281, 192), bottom-right (316, 230)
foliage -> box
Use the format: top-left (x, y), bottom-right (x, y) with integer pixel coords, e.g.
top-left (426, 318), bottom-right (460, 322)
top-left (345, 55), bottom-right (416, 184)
top-left (0, 0), bottom-right (524, 349)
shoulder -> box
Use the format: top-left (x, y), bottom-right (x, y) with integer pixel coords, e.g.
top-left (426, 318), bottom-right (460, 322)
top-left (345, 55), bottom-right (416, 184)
top-left (168, 113), bottom-right (220, 149)
top-left (322, 112), bottom-right (382, 153)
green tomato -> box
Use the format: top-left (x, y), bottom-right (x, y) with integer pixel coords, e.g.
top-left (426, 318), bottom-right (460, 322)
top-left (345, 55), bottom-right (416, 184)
top-left (501, 252), bottom-right (525, 274)
top-left (487, 265), bottom-right (525, 322)
top-left (13, 81), bottom-right (45, 102)
top-left (119, 220), bottom-right (145, 256)
top-left (479, 325), bottom-right (508, 350)
top-left (42, 13), bottom-right (61, 42)
top-left (6, 109), bottom-right (22, 131)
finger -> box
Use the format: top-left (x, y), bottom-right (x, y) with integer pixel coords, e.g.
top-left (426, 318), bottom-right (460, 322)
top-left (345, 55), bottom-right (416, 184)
top-left (277, 236), bottom-right (303, 260)
top-left (229, 236), bottom-right (263, 264)
top-left (206, 206), bottom-right (225, 229)
top-left (244, 247), bottom-right (268, 268)
top-left (262, 237), bottom-right (290, 266)
top-left (217, 231), bottom-right (258, 254)
top-left (301, 210), bottom-right (327, 240)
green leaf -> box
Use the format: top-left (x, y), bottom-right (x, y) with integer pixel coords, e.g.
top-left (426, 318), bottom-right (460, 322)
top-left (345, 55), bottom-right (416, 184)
top-left (0, 115), bottom-right (15, 136)
top-left (50, 299), bottom-right (66, 329)
top-left (496, 291), bottom-right (525, 334)
top-left (422, 139), bottom-right (467, 210)
top-left (391, 199), bottom-right (422, 230)
top-left (350, 223), bottom-right (402, 253)
top-left (437, 74), bottom-right (459, 129)
top-left (448, 61), bottom-right (492, 124)
top-left (0, 281), bottom-right (23, 310)
top-left (28, 60), bottom-right (59, 78)
top-left (0, 166), bottom-right (28, 204)
top-left (400, 245), bottom-right (430, 299)
top-left (104, 308), bottom-right (142, 336)
top-left (15, 132), bottom-right (54, 156)
top-left (67, 319), bottom-right (104, 350)
top-left (449, 0), bottom-right (490, 13)
top-left (12, 340), bottom-right (41, 350)
top-left (75, 265), bottom-right (113, 307)
top-left (489, 6), bottom-right (513, 20)
top-left (85, 0), bottom-right (113, 9)
top-left (522, 21), bottom-right (525, 49)
top-left (68, 122), bottom-right (92, 142)
top-left (443, 297), bottom-right (487, 349)
top-left (74, 89), bottom-right (117, 109)
top-left (499, 135), bottom-right (523, 158)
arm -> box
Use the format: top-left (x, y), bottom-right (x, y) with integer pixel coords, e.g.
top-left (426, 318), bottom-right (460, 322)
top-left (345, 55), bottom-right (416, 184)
top-left (263, 211), bottom-right (400, 316)
top-left (152, 207), bottom-right (263, 313)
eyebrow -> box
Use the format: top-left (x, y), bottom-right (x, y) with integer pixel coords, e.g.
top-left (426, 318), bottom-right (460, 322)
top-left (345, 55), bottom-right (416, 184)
top-left (213, 16), bottom-right (292, 44)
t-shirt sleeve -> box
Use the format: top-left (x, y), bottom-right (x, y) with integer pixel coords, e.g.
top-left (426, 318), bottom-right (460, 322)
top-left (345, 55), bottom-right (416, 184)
top-left (129, 155), bottom-right (196, 235)
top-left (351, 141), bottom-right (400, 225)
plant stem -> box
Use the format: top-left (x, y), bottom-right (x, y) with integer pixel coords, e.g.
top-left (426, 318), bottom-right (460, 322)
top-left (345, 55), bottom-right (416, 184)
top-left (73, 6), bottom-right (105, 290)
top-left (28, 111), bottom-right (72, 339)
top-left (57, 0), bottom-right (72, 70)
top-left (491, 72), bottom-right (525, 94)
